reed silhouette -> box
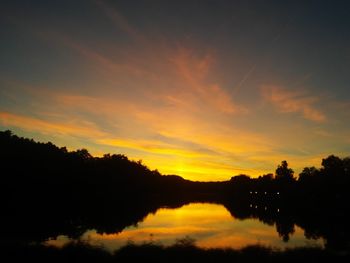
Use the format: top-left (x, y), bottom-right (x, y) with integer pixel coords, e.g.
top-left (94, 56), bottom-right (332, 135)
top-left (1, 130), bottom-right (349, 258)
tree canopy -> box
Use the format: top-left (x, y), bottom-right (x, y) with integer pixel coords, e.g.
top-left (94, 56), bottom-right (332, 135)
top-left (275, 160), bottom-right (294, 181)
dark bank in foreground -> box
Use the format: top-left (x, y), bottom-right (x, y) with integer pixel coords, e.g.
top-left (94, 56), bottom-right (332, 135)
top-left (4, 240), bottom-right (349, 263)
top-left (0, 130), bottom-right (349, 259)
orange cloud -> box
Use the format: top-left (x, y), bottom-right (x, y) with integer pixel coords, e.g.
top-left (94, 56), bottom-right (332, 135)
top-left (2, 6), bottom-right (348, 183)
top-left (97, 138), bottom-right (214, 159)
top-left (261, 85), bottom-right (326, 122)
top-left (0, 111), bottom-right (107, 138)
top-left (170, 49), bottom-right (246, 114)
top-left (4, 22), bottom-right (331, 181)
top-left (0, 78), bottom-right (277, 180)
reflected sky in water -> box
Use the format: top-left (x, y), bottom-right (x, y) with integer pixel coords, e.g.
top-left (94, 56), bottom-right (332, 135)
top-left (46, 203), bottom-right (324, 251)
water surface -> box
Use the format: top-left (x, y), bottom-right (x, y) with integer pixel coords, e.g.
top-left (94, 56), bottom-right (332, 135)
top-left (47, 203), bottom-right (324, 251)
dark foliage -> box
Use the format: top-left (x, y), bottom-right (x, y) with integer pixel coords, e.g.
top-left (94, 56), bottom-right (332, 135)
top-left (1, 130), bottom-right (350, 257)
top-left (3, 241), bottom-right (348, 263)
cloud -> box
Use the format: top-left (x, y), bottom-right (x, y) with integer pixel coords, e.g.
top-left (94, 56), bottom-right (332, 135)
top-left (12, 13), bottom-right (245, 118)
top-left (0, 72), bottom-right (275, 180)
top-left (261, 85), bottom-right (326, 122)
top-left (0, 111), bottom-right (107, 138)
top-left (3, 18), bottom-right (317, 181)
top-left (97, 137), bottom-right (215, 159)
top-left (170, 49), bottom-right (247, 114)
top-left (94, 0), bottom-right (147, 44)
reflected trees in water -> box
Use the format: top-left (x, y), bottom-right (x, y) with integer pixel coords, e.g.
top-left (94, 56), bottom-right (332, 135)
top-left (0, 130), bottom-right (350, 252)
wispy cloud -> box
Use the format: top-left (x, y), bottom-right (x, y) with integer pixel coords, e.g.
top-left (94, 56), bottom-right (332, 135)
top-left (94, 0), bottom-right (147, 44)
top-left (0, 111), bottom-right (107, 138)
top-left (2, 14), bottom-right (338, 180)
top-left (170, 49), bottom-right (247, 114)
top-left (97, 136), bottom-right (217, 159)
top-left (6, 10), bottom-right (245, 118)
top-left (261, 85), bottom-right (326, 122)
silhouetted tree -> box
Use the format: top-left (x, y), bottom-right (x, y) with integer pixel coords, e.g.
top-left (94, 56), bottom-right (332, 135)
top-left (74, 148), bottom-right (92, 160)
top-left (276, 220), bottom-right (295, 242)
top-left (261, 173), bottom-right (274, 181)
top-left (321, 155), bottom-right (344, 177)
top-left (298, 166), bottom-right (318, 182)
top-left (229, 174), bottom-right (252, 198)
top-left (344, 157), bottom-right (350, 174)
top-left (230, 174), bottom-right (251, 183)
top-left (275, 160), bottom-right (294, 182)
top-left (1, 130), bottom-right (350, 252)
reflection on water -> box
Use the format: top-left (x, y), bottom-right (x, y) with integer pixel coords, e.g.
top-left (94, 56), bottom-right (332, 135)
top-left (46, 203), bottom-right (324, 251)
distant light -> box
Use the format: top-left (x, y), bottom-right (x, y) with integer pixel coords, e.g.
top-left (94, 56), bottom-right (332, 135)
top-left (255, 191), bottom-right (258, 194)
top-left (255, 205), bottom-right (258, 208)
top-left (250, 191), bottom-right (252, 194)
top-left (264, 192), bottom-right (267, 194)
top-left (264, 206), bottom-right (267, 210)
top-left (250, 204), bottom-right (252, 207)
top-left (277, 209), bottom-right (280, 212)
top-left (277, 192), bottom-right (280, 195)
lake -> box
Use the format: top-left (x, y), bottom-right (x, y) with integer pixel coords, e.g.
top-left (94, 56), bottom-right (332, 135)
top-left (46, 203), bottom-right (324, 251)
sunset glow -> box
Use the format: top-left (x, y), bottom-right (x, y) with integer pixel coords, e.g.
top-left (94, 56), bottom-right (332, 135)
top-left (1, 1), bottom-right (350, 180)
top-left (45, 203), bottom-right (324, 250)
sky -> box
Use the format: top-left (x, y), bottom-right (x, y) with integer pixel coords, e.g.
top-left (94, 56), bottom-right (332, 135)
top-left (1, 0), bottom-right (350, 181)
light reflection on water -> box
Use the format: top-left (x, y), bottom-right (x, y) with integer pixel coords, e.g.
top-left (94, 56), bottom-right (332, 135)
top-left (46, 203), bottom-right (324, 251)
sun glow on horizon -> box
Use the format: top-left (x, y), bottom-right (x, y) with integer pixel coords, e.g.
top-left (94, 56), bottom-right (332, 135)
top-left (1, 0), bottom-right (350, 181)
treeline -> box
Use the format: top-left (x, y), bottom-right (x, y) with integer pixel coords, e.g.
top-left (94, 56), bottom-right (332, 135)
top-left (227, 155), bottom-right (350, 214)
top-left (0, 129), bottom-right (193, 202)
top-left (1, 130), bottom-right (350, 251)
top-left (225, 157), bottom-right (350, 249)
top-left (0, 130), bottom-right (222, 242)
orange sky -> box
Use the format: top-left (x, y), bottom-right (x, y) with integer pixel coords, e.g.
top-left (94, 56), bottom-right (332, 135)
top-left (1, 1), bottom-right (350, 181)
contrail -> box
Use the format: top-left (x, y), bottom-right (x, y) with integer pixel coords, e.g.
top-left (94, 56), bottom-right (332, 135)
top-left (232, 63), bottom-right (256, 95)
top-left (231, 17), bottom-right (292, 96)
